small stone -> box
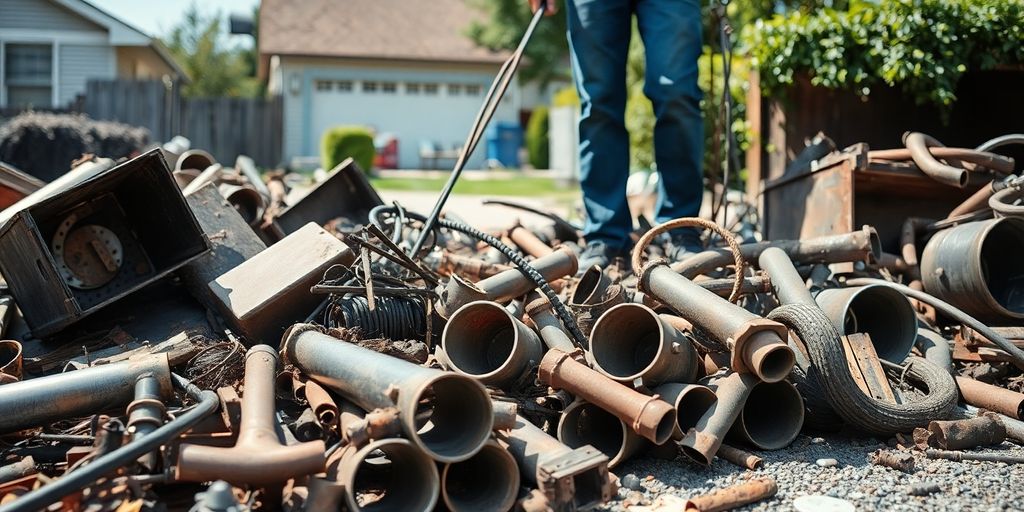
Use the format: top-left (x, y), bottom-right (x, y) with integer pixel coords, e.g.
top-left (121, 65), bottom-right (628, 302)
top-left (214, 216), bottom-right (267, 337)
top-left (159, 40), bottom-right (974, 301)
top-left (817, 458), bottom-right (839, 467)
top-left (624, 491), bottom-right (645, 506)
top-left (622, 474), bottom-right (641, 491)
top-left (812, 437), bottom-right (826, 444)
top-left (645, 475), bottom-right (655, 481)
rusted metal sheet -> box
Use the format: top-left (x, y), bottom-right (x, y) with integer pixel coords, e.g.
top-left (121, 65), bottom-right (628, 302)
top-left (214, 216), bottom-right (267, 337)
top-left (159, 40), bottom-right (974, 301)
top-left (209, 222), bottom-right (353, 345)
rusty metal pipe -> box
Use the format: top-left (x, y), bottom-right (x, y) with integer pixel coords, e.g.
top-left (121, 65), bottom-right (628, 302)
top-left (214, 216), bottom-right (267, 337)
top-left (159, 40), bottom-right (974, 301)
top-left (639, 262), bottom-right (795, 383)
top-left (441, 439), bottom-right (520, 512)
top-left (127, 373), bottom-right (166, 471)
top-left (176, 346), bottom-right (325, 484)
top-left (570, 265), bottom-right (612, 305)
top-left (904, 132), bottom-right (969, 188)
top-left (525, 296), bottom-right (576, 353)
top-left (870, 147), bottom-right (1015, 173)
top-left (337, 438), bottom-right (440, 512)
top-left (921, 217), bottom-right (1024, 322)
top-left (339, 401), bottom-right (402, 447)
top-left (509, 224), bottom-right (554, 257)
top-left (926, 448), bottom-right (1024, 464)
top-left (715, 444), bottom-right (762, 470)
top-left (684, 477), bottom-right (778, 512)
top-left (558, 400), bottom-right (648, 468)
top-left (442, 301), bottom-right (543, 387)
top-left (438, 246), bottom-right (578, 317)
top-left (672, 226), bottom-right (881, 278)
top-left (218, 183), bottom-right (265, 226)
top-left (589, 303), bottom-right (699, 386)
top-left (815, 285), bottom-right (918, 363)
top-left (695, 274), bottom-right (773, 298)
top-left (949, 180), bottom-right (1000, 219)
top-left (539, 349), bottom-right (676, 444)
top-left (757, 247), bottom-right (814, 307)
top-left (0, 354), bottom-right (172, 435)
top-left (491, 400), bottom-right (519, 431)
top-left (429, 251), bottom-right (511, 281)
top-left (653, 383), bottom-right (718, 441)
top-left (956, 377), bottom-right (1023, 420)
top-left (283, 326), bottom-right (493, 462)
top-left (727, 378), bottom-right (804, 450)
top-left (0, 457), bottom-right (35, 485)
top-left (680, 372), bottom-right (756, 465)
top-left (304, 379), bottom-right (339, 434)
top-left (927, 414), bottom-right (1006, 450)
top-left (497, 415), bottom-right (615, 511)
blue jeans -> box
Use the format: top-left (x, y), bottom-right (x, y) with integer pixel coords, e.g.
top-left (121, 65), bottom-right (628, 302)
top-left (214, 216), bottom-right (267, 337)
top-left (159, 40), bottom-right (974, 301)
top-left (567, 0), bottom-right (704, 251)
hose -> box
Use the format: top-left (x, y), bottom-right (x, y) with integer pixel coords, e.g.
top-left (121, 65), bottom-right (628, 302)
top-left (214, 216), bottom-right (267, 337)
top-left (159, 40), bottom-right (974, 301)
top-left (989, 186), bottom-right (1024, 218)
top-left (0, 374), bottom-right (219, 512)
top-left (767, 303), bottom-right (958, 434)
top-left (631, 217), bottom-right (745, 303)
top-left (845, 278), bottom-right (1024, 369)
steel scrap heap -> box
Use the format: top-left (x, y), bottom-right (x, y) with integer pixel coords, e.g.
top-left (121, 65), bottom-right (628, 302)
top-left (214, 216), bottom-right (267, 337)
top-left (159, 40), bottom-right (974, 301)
top-left (0, 132), bottom-right (1022, 512)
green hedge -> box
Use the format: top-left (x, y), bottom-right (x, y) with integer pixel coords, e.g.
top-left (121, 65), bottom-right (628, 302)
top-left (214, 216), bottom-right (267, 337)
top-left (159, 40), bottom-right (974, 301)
top-left (526, 106), bottom-right (550, 169)
top-left (320, 126), bottom-right (375, 173)
top-left (742, 0), bottom-right (1024, 108)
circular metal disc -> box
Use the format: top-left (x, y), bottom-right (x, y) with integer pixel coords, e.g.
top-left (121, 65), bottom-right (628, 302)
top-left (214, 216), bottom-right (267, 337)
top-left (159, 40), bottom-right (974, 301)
top-left (51, 216), bottom-right (123, 289)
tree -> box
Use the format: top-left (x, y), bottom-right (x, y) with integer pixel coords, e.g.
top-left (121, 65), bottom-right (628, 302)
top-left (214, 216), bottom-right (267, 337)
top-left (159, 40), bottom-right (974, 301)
top-left (162, 4), bottom-right (260, 98)
top-left (465, 0), bottom-right (569, 86)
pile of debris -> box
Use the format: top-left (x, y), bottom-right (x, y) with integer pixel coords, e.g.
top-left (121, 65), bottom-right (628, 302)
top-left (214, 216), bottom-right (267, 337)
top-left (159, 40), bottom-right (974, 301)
top-left (0, 131), bottom-right (1022, 512)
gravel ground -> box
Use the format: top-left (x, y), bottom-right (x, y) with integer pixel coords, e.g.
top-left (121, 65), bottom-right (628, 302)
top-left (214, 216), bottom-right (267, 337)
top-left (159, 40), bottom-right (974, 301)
top-left (603, 433), bottom-right (1024, 511)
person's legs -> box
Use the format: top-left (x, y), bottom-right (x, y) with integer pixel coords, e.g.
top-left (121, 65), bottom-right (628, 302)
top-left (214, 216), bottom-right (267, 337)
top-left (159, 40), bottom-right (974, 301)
top-left (636, 0), bottom-right (704, 246)
top-left (566, 0), bottom-right (633, 254)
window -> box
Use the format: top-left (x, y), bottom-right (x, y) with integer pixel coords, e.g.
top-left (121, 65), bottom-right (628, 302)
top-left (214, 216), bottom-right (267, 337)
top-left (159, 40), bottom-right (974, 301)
top-left (363, 81), bottom-right (379, 93)
top-left (315, 80), bottom-right (333, 91)
top-left (406, 82), bottom-right (421, 94)
top-left (381, 81), bottom-right (397, 94)
top-left (336, 80), bottom-right (353, 92)
top-left (423, 83), bottom-right (439, 95)
top-left (465, 84), bottom-right (482, 96)
top-left (5, 44), bottom-right (53, 108)
top-left (447, 83), bottom-right (462, 96)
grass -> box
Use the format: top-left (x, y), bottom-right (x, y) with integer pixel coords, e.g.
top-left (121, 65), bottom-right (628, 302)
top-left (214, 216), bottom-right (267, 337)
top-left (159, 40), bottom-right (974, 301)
top-left (369, 176), bottom-right (576, 198)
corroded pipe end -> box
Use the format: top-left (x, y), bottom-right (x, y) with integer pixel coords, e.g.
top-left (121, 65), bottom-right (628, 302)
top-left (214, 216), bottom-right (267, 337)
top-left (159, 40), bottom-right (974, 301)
top-left (395, 371), bottom-right (493, 463)
top-left (441, 440), bottom-right (520, 512)
top-left (742, 330), bottom-right (796, 384)
top-left (570, 265), bottom-right (612, 305)
top-left (653, 383), bottom-right (718, 441)
top-left (436, 275), bottom-right (489, 319)
top-left (814, 284), bottom-right (918, 363)
top-left (590, 303), bottom-right (698, 385)
top-left (681, 373), bottom-right (757, 465)
top-left (338, 439), bottom-right (439, 512)
top-left (558, 401), bottom-right (648, 468)
top-left (680, 429), bottom-right (721, 466)
top-left (442, 301), bottom-right (543, 387)
top-left (729, 379), bottom-right (804, 450)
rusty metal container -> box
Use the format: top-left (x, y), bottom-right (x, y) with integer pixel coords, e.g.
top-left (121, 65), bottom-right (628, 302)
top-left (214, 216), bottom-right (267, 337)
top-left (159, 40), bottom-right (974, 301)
top-left (921, 217), bottom-right (1024, 323)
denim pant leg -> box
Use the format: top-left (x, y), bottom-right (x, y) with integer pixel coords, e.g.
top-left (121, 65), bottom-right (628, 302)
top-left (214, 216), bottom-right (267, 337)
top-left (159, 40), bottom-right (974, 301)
top-left (566, 0), bottom-right (633, 251)
top-left (636, 0), bottom-right (704, 230)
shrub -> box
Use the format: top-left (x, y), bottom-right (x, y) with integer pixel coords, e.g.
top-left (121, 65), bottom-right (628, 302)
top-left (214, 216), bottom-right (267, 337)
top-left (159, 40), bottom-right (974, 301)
top-left (525, 106), bottom-right (550, 169)
top-left (320, 126), bottom-right (375, 173)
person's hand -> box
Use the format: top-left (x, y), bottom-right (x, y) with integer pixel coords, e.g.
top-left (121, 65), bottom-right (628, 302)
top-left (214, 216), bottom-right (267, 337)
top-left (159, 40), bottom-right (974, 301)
top-left (528, 0), bottom-right (557, 15)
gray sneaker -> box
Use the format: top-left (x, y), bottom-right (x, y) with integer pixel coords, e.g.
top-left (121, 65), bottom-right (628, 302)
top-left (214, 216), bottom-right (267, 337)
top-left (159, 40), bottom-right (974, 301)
top-left (576, 240), bottom-right (618, 276)
top-left (666, 229), bottom-right (704, 262)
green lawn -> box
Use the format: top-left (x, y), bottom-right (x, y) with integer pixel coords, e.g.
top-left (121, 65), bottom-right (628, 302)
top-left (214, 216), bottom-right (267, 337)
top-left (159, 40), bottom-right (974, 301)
top-left (369, 176), bottom-right (577, 198)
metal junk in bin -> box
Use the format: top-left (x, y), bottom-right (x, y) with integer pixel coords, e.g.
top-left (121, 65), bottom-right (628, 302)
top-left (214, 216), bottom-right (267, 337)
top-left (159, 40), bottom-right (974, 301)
top-left (0, 149), bottom-right (210, 337)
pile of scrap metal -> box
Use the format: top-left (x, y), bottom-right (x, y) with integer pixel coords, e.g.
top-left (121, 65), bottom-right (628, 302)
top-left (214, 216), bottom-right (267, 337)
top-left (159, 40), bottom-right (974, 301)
top-left (0, 130), bottom-right (1021, 512)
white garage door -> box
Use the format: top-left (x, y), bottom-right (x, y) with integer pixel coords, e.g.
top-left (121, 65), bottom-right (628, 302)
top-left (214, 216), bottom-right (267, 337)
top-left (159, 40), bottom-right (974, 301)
top-left (310, 77), bottom-right (518, 169)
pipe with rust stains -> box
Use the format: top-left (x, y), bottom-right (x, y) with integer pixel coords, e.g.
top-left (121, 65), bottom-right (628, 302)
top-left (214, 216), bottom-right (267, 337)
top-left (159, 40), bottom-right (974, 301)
top-left (716, 444), bottom-right (762, 470)
top-left (304, 379), bottom-right (340, 434)
top-left (956, 377), bottom-right (1023, 420)
top-left (653, 383), bottom-right (718, 441)
top-left (442, 300), bottom-right (543, 387)
top-left (283, 325), bottom-right (493, 462)
top-left (0, 354), bottom-right (172, 435)
top-left (672, 226), bottom-right (881, 277)
top-left (509, 224), bottom-right (554, 258)
top-left (557, 400), bottom-right (649, 468)
top-left (437, 246), bottom-right (578, 317)
top-left (684, 477), bottom-right (778, 512)
top-left (726, 378), bottom-right (804, 450)
top-left (927, 414), bottom-right (1006, 450)
top-left (336, 438), bottom-right (440, 512)
top-left (525, 295), bottom-right (576, 353)
top-left (680, 372), bottom-right (756, 465)
top-left (814, 285), bottom-right (918, 364)
top-left (176, 345), bottom-right (325, 485)
top-left (539, 349), bottom-right (676, 444)
top-left (903, 132), bottom-right (969, 188)
top-left (638, 261), bottom-right (795, 383)
top-left (589, 303), bottom-right (699, 386)
top-left (441, 439), bottom-right (520, 512)
top-left (497, 415), bottom-right (616, 512)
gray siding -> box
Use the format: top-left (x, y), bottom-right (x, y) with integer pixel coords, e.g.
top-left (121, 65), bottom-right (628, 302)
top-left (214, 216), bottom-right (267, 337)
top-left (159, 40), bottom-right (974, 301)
top-left (0, 0), bottom-right (105, 32)
top-left (58, 44), bottom-right (113, 105)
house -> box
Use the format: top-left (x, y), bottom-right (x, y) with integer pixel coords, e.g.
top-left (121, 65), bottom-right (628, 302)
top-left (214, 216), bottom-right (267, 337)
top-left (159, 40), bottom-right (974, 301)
top-left (0, 0), bottom-right (184, 109)
top-left (259, 0), bottom-right (526, 169)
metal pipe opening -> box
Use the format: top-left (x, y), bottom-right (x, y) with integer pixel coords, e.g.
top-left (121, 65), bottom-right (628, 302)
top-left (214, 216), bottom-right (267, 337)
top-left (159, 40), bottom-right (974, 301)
top-left (730, 379), bottom-right (804, 450)
top-left (339, 439), bottom-right (440, 512)
top-left (654, 383), bottom-right (718, 440)
top-left (816, 285), bottom-right (918, 363)
top-left (441, 440), bottom-right (520, 512)
top-left (402, 373), bottom-right (494, 462)
top-left (590, 304), bottom-right (697, 384)
top-left (442, 301), bottom-right (542, 386)
top-left (558, 401), bottom-right (647, 468)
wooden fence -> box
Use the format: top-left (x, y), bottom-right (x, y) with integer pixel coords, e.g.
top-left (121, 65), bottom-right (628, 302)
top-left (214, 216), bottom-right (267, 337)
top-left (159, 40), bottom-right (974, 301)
top-left (82, 80), bottom-right (282, 167)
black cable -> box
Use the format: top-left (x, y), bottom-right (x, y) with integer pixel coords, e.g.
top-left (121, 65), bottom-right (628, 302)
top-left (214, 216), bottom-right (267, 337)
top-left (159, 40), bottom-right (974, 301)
top-left (1, 375), bottom-right (219, 512)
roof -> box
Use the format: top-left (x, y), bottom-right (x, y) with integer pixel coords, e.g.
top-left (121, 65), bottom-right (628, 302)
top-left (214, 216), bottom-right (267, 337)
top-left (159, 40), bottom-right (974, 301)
top-left (51, 0), bottom-right (188, 79)
top-left (258, 0), bottom-right (507, 67)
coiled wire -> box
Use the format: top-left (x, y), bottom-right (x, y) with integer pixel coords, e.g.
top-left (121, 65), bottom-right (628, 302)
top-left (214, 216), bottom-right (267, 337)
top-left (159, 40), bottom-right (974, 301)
top-left (328, 295), bottom-right (427, 341)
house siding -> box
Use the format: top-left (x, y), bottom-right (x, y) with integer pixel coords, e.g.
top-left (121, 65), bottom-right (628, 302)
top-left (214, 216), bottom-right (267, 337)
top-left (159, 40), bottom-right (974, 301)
top-left (58, 43), bottom-right (114, 105)
top-left (0, 0), bottom-right (105, 32)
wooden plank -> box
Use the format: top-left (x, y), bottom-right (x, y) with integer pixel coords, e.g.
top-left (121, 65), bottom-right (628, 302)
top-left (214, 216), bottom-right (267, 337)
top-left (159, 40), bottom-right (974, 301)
top-left (842, 333), bottom-right (897, 404)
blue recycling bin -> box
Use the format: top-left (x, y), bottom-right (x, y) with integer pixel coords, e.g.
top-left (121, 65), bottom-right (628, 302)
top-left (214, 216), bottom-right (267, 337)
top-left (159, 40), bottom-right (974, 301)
top-left (485, 122), bottom-right (523, 168)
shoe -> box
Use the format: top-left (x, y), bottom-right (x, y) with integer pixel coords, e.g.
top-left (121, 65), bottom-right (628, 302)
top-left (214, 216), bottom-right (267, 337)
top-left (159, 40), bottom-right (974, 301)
top-left (665, 229), bottom-right (704, 263)
top-left (575, 240), bottom-right (618, 276)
